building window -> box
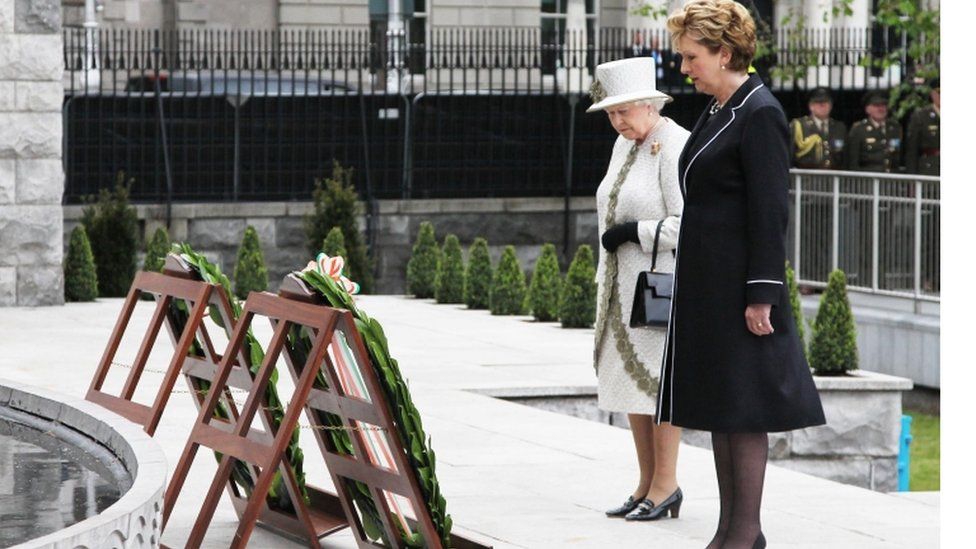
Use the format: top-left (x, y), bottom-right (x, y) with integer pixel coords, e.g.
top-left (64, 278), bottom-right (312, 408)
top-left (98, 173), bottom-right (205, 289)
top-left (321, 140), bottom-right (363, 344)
top-left (408, 0), bottom-right (427, 75)
top-left (541, 0), bottom-right (598, 74)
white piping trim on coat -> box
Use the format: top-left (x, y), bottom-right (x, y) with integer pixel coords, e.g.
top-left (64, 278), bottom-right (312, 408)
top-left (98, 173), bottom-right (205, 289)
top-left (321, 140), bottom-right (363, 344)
top-left (747, 279), bottom-right (784, 285)
top-left (680, 83), bottom-right (766, 197)
top-left (660, 81), bottom-right (765, 425)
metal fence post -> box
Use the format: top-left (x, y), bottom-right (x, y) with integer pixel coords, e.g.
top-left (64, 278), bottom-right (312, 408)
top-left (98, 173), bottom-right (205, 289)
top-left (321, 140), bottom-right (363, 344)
top-left (832, 175), bottom-right (840, 271)
top-left (794, 174), bottom-right (802, 279)
top-left (564, 93), bottom-right (578, 256)
top-left (153, 30), bottom-right (174, 228)
top-left (872, 178), bottom-right (880, 291)
top-left (914, 180), bottom-right (923, 298)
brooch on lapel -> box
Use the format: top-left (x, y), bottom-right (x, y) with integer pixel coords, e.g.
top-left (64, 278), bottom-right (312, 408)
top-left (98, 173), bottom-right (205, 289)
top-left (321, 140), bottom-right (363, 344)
top-left (650, 141), bottom-right (661, 155)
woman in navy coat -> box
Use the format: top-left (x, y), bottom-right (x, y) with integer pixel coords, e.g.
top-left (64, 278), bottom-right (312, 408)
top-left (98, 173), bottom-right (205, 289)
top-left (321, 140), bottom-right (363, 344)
top-left (657, 2), bottom-right (825, 548)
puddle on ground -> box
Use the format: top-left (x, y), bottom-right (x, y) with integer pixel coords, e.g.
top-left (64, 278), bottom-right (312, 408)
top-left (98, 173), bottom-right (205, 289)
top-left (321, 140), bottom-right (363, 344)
top-left (0, 417), bottom-right (123, 548)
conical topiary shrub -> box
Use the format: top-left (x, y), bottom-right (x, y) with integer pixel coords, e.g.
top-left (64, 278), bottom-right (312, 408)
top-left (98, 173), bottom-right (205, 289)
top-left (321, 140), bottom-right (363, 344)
top-left (786, 260), bottom-right (807, 359)
top-left (303, 161), bottom-right (374, 292)
top-left (527, 243), bottom-right (562, 322)
top-left (559, 244), bottom-right (597, 328)
top-left (64, 225), bottom-right (99, 302)
top-left (406, 221), bottom-right (441, 298)
top-left (143, 227), bottom-right (171, 273)
top-left (435, 234), bottom-right (465, 304)
top-left (490, 246), bottom-right (527, 315)
top-left (464, 237), bottom-right (492, 309)
top-left (81, 172), bottom-right (139, 297)
top-left (808, 269), bottom-right (859, 375)
top-left (233, 225), bottom-right (269, 300)
top-left (321, 226), bottom-right (349, 262)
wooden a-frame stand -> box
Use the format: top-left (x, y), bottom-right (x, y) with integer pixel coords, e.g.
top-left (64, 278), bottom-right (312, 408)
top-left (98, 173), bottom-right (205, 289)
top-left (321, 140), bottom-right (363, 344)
top-left (162, 274), bottom-right (487, 548)
top-left (86, 255), bottom-right (349, 546)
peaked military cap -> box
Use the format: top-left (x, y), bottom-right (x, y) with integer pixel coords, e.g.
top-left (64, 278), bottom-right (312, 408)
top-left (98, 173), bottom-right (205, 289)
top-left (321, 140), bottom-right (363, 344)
top-left (808, 87), bottom-right (832, 103)
top-left (863, 90), bottom-right (889, 106)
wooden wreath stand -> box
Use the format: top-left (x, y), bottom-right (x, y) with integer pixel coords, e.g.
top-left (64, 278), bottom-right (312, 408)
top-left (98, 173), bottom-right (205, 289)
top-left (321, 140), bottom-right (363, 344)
top-left (162, 274), bottom-right (489, 548)
top-left (86, 256), bottom-right (348, 546)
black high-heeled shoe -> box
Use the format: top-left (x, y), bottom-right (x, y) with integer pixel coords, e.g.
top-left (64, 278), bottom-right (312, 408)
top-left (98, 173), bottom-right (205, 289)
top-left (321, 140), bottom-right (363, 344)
top-left (605, 495), bottom-right (643, 517)
top-left (624, 487), bottom-right (683, 521)
top-left (752, 532), bottom-right (767, 549)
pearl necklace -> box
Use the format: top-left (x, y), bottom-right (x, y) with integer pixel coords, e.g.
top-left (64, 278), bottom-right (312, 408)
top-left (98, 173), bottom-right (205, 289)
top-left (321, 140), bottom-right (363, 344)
top-left (709, 100), bottom-right (723, 115)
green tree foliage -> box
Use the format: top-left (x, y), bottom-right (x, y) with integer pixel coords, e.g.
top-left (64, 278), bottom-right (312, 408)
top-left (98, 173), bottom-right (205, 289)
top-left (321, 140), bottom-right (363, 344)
top-left (490, 246), bottom-right (527, 315)
top-left (233, 226), bottom-right (269, 300)
top-left (303, 161), bottom-right (374, 292)
top-left (464, 238), bottom-right (492, 310)
top-left (435, 234), bottom-right (465, 304)
top-left (81, 172), bottom-right (139, 297)
top-left (143, 227), bottom-right (171, 273)
top-left (809, 269), bottom-right (859, 375)
top-left (406, 221), bottom-right (441, 299)
top-left (559, 245), bottom-right (597, 328)
top-left (321, 226), bottom-right (349, 262)
top-left (64, 225), bottom-right (99, 302)
top-left (786, 260), bottom-right (807, 359)
top-left (527, 243), bottom-right (563, 322)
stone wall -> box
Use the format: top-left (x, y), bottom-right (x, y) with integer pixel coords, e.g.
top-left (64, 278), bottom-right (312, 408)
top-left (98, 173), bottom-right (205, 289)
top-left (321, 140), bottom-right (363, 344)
top-left (62, 197), bottom-right (600, 295)
top-left (0, 0), bottom-right (64, 306)
top-left (494, 371), bottom-right (913, 492)
top-left (64, 0), bottom-right (277, 29)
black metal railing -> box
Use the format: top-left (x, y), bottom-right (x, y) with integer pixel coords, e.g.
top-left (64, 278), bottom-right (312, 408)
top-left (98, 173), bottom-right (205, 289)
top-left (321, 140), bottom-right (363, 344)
top-left (63, 26), bottom-right (928, 204)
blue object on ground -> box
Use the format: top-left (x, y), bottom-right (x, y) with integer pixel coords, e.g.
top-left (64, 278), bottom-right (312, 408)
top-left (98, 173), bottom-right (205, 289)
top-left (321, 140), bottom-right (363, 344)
top-left (898, 414), bottom-right (913, 491)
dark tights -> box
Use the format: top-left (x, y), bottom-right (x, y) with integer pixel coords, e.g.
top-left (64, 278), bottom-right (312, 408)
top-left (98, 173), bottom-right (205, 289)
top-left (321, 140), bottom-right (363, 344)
top-left (704, 432), bottom-right (768, 549)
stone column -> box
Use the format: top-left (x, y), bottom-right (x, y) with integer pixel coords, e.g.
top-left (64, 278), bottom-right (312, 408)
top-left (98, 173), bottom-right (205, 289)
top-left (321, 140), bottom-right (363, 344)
top-left (0, 0), bottom-right (65, 306)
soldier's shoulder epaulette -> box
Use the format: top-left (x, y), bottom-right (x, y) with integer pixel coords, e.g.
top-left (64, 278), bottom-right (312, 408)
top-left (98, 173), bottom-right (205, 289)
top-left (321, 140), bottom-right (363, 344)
top-left (850, 119), bottom-right (869, 131)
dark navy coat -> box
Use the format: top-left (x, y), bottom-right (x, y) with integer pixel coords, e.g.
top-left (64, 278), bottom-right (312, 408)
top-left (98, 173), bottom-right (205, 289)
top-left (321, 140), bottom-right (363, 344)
top-left (656, 75), bottom-right (826, 433)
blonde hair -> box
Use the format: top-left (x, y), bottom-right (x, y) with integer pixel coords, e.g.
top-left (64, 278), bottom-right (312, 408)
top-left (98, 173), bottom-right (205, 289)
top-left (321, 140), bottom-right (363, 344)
top-left (667, 0), bottom-right (756, 72)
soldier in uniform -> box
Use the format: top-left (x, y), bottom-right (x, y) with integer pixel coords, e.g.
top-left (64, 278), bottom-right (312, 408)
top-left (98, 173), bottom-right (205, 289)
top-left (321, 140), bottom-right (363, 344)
top-left (905, 78), bottom-right (940, 292)
top-left (846, 91), bottom-right (903, 173)
top-left (790, 87), bottom-right (847, 169)
top-left (905, 77), bottom-right (940, 175)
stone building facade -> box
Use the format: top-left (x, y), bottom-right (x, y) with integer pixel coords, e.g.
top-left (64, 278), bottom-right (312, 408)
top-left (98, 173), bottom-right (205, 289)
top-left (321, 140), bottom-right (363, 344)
top-left (62, 1), bottom-right (938, 32)
top-left (1, 0), bottom-right (65, 306)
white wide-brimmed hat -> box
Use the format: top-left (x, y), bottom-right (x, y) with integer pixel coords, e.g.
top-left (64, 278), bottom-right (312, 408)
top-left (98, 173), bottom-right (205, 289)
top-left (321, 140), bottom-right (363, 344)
top-left (586, 57), bottom-right (673, 113)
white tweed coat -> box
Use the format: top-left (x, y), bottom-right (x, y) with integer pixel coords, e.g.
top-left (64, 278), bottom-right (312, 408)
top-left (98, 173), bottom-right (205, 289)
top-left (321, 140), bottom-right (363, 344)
top-left (595, 118), bottom-right (689, 414)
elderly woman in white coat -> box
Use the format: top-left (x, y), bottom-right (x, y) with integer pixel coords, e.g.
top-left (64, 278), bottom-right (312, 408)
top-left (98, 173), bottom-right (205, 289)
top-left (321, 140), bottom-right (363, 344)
top-left (589, 57), bottom-right (690, 521)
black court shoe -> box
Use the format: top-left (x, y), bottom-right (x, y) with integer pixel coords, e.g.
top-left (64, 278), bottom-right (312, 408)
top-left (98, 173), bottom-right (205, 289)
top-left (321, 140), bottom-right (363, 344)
top-left (753, 532), bottom-right (767, 549)
top-left (624, 487), bottom-right (683, 521)
top-left (605, 495), bottom-right (643, 517)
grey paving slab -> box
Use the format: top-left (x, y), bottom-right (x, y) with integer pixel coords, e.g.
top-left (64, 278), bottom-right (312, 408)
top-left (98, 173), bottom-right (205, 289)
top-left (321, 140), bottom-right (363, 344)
top-left (0, 295), bottom-right (938, 548)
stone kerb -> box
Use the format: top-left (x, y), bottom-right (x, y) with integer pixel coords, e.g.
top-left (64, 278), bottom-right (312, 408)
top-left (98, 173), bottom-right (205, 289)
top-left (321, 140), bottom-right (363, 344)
top-left (0, 378), bottom-right (167, 548)
top-left (0, 0), bottom-right (65, 306)
top-left (682, 370), bottom-right (912, 492)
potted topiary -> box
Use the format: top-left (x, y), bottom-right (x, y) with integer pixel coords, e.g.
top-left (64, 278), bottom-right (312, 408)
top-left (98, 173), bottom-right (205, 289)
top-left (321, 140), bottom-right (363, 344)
top-left (321, 226), bottom-right (349, 263)
top-left (809, 269), bottom-right (858, 376)
top-left (233, 225), bottom-right (269, 300)
top-left (464, 237), bottom-right (492, 309)
top-left (526, 243), bottom-right (562, 322)
top-left (406, 221), bottom-right (441, 299)
top-left (786, 260), bottom-right (807, 360)
top-left (780, 268), bottom-right (914, 492)
top-left (303, 161), bottom-right (374, 292)
top-left (64, 225), bottom-right (99, 302)
top-left (143, 227), bottom-right (172, 274)
top-left (435, 234), bottom-right (465, 304)
top-left (489, 246), bottom-right (527, 315)
top-left (81, 172), bottom-right (139, 297)
top-left (559, 244), bottom-right (596, 328)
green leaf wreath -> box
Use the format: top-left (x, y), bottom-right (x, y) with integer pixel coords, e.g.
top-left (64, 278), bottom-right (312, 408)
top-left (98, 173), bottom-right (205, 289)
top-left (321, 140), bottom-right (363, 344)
top-left (168, 243), bottom-right (308, 512)
top-left (298, 253), bottom-right (452, 548)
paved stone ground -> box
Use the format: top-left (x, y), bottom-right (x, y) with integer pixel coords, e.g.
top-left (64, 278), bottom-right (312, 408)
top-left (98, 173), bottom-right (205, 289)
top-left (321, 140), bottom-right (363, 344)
top-left (0, 296), bottom-right (939, 548)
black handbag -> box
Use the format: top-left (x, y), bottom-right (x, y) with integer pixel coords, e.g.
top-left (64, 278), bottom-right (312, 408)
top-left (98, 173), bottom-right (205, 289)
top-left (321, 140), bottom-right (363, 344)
top-left (629, 219), bottom-right (673, 328)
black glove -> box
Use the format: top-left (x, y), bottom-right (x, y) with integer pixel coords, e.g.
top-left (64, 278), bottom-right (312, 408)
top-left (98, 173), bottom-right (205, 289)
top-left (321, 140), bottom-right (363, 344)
top-left (601, 222), bottom-right (639, 252)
